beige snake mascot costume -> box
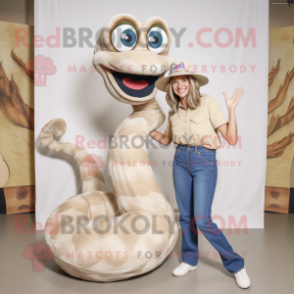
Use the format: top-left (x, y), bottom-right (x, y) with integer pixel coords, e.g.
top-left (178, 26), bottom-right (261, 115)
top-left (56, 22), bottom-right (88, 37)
top-left (39, 13), bottom-right (179, 282)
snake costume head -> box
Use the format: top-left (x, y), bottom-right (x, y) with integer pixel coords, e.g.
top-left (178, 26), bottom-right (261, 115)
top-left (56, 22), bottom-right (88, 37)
top-left (92, 13), bottom-right (174, 104)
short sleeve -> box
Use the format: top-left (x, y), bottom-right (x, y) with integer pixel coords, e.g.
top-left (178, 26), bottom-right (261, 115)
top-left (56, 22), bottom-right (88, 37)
top-left (165, 112), bottom-right (172, 134)
top-left (209, 96), bottom-right (228, 129)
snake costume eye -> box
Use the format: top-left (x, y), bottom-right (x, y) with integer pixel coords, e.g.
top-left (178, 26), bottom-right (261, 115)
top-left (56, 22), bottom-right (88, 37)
top-left (111, 24), bottom-right (137, 52)
top-left (147, 26), bottom-right (168, 54)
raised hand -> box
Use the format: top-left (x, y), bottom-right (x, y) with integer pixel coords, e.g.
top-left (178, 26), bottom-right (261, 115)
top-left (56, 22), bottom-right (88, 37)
top-left (223, 87), bottom-right (244, 110)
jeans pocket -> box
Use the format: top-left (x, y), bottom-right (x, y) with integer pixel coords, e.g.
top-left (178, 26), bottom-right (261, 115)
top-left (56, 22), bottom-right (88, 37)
top-left (198, 150), bottom-right (215, 165)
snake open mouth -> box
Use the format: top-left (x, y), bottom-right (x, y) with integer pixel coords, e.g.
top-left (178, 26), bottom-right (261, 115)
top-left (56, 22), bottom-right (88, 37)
top-left (110, 69), bottom-right (160, 98)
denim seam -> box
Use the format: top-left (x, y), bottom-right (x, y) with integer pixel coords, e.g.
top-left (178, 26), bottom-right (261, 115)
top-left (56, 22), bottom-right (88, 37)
top-left (212, 162), bottom-right (241, 273)
top-left (175, 145), bottom-right (182, 156)
top-left (198, 152), bottom-right (214, 165)
top-left (188, 149), bottom-right (191, 173)
top-left (210, 161), bottom-right (226, 259)
top-left (208, 158), bottom-right (229, 267)
top-left (207, 163), bottom-right (214, 226)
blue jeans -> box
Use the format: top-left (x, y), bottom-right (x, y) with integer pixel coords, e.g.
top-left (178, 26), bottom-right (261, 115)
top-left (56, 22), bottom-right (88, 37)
top-left (172, 144), bottom-right (245, 274)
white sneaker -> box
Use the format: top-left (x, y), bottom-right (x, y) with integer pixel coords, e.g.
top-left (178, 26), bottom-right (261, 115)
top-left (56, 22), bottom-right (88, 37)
top-left (234, 264), bottom-right (251, 288)
top-left (172, 262), bottom-right (198, 276)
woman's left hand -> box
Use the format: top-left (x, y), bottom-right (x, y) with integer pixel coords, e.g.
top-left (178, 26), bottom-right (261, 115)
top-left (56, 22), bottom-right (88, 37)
top-left (222, 87), bottom-right (244, 110)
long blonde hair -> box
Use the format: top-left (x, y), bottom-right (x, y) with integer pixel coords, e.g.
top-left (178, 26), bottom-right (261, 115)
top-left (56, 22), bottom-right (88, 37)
top-left (165, 75), bottom-right (202, 116)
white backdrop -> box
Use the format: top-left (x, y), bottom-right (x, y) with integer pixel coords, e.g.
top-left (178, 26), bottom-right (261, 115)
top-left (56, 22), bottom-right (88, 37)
top-left (35, 0), bottom-right (268, 229)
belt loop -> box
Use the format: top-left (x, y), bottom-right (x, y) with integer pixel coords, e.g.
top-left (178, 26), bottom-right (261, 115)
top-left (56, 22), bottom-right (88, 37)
top-left (196, 145), bottom-right (198, 154)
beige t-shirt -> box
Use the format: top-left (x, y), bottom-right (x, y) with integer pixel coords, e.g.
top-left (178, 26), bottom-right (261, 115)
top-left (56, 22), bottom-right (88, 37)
top-left (165, 93), bottom-right (228, 149)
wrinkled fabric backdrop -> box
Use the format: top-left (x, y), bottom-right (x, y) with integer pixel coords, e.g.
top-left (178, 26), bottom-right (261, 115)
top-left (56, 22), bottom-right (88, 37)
top-left (35, 0), bottom-right (268, 229)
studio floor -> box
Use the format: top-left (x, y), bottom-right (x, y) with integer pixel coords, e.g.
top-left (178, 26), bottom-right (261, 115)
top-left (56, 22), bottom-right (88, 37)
top-left (0, 211), bottom-right (293, 294)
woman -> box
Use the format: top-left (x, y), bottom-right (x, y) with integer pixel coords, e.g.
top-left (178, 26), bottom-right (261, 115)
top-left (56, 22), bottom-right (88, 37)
top-left (149, 59), bottom-right (251, 289)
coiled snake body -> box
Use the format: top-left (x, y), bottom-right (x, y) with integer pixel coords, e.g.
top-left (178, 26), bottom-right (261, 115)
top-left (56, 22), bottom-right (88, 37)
top-left (40, 14), bottom-right (178, 282)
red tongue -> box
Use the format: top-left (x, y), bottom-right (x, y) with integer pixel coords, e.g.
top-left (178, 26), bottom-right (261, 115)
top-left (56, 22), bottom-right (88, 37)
top-left (122, 77), bottom-right (149, 90)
